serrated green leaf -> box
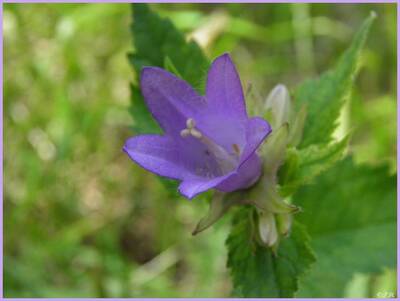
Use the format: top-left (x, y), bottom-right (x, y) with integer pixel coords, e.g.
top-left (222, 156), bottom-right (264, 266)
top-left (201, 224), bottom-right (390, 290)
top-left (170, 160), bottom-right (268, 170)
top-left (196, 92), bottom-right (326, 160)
top-left (294, 157), bottom-right (396, 297)
top-left (295, 13), bottom-right (375, 147)
top-left (130, 3), bottom-right (209, 90)
top-left (279, 137), bottom-right (348, 197)
top-left (226, 207), bottom-right (315, 297)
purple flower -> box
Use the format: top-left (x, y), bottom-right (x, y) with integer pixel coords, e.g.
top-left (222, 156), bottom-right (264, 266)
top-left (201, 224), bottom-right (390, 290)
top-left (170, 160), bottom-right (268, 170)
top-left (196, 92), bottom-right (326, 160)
top-left (123, 54), bottom-right (272, 199)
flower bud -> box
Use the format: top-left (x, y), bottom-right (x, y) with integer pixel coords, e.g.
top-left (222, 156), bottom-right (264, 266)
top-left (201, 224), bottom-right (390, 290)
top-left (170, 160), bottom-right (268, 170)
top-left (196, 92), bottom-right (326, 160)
top-left (264, 84), bottom-right (292, 129)
top-left (258, 211), bottom-right (278, 247)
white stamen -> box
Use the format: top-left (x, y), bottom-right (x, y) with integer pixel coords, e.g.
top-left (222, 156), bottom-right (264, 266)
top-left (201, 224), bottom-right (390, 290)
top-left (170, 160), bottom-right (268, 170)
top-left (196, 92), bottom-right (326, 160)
top-left (181, 118), bottom-right (200, 139)
top-left (190, 128), bottom-right (202, 139)
top-left (180, 129), bottom-right (191, 137)
top-left (186, 118), bottom-right (196, 129)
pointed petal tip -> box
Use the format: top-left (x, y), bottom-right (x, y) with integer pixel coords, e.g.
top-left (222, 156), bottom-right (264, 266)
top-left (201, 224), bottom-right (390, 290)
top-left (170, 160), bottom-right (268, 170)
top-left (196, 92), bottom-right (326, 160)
top-left (206, 52), bottom-right (248, 120)
top-left (238, 117), bottom-right (272, 167)
top-left (122, 137), bottom-right (141, 164)
top-left (252, 116), bottom-right (273, 143)
top-left (179, 174), bottom-right (235, 200)
top-left (122, 137), bottom-right (134, 153)
top-left (140, 66), bottom-right (162, 78)
top-left (220, 52), bottom-right (231, 59)
top-left (178, 185), bottom-right (197, 200)
top-left (140, 67), bottom-right (156, 87)
top-left (258, 117), bottom-right (273, 134)
top-left (141, 66), bottom-right (179, 83)
top-left (213, 52), bottom-right (232, 64)
top-left (140, 66), bottom-right (151, 76)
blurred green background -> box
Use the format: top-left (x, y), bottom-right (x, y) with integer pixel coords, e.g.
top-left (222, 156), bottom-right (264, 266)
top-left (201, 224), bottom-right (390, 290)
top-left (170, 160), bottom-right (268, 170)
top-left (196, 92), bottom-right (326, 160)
top-left (4, 3), bottom-right (396, 298)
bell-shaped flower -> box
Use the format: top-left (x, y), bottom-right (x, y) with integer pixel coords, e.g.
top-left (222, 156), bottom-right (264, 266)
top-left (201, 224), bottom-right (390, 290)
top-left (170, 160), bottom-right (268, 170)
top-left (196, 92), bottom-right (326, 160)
top-left (123, 54), bottom-right (272, 199)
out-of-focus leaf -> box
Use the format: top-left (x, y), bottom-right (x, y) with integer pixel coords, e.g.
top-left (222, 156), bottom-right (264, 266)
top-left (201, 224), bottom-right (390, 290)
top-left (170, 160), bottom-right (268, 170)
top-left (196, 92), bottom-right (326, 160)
top-left (294, 157), bottom-right (396, 297)
top-left (295, 13), bottom-right (375, 147)
top-left (226, 207), bottom-right (315, 297)
top-left (351, 95), bottom-right (397, 170)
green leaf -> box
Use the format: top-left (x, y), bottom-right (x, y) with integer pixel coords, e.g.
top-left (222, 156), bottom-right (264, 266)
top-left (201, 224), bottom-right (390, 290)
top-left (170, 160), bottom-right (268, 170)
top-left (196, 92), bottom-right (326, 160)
top-left (129, 3), bottom-right (209, 90)
top-left (294, 157), bottom-right (396, 297)
top-left (279, 136), bottom-right (348, 197)
top-left (295, 13), bottom-right (375, 147)
top-left (226, 207), bottom-right (315, 297)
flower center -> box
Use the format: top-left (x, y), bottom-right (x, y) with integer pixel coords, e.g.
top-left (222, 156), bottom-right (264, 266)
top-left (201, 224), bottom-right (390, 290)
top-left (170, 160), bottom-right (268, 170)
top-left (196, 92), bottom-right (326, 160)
top-left (180, 118), bottom-right (240, 174)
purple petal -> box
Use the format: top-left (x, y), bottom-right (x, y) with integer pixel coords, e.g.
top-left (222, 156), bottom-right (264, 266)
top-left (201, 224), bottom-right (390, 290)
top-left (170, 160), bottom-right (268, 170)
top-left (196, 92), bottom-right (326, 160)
top-left (123, 135), bottom-right (188, 180)
top-left (178, 173), bottom-right (234, 200)
top-left (195, 113), bottom-right (247, 158)
top-left (140, 67), bottom-right (206, 137)
top-left (239, 117), bottom-right (272, 166)
top-left (179, 153), bottom-right (263, 200)
top-left (205, 53), bottom-right (247, 122)
top-left (216, 153), bottom-right (262, 192)
top-left (214, 118), bottom-right (269, 193)
top-left (124, 134), bottom-right (223, 181)
top-left (192, 54), bottom-right (249, 152)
